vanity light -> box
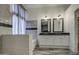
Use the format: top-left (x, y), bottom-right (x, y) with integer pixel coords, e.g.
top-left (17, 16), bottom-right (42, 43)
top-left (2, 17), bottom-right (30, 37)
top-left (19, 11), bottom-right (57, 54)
top-left (57, 14), bottom-right (61, 19)
top-left (44, 16), bottom-right (50, 21)
top-left (55, 14), bottom-right (62, 28)
top-left (58, 14), bottom-right (61, 17)
top-left (57, 14), bottom-right (61, 22)
top-left (44, 16), bottom-right (48, 21)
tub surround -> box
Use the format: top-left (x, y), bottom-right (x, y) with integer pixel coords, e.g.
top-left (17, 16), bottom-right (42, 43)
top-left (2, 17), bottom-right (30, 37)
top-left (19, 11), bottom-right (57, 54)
top-left (0, 35), bottom-right (33, 55)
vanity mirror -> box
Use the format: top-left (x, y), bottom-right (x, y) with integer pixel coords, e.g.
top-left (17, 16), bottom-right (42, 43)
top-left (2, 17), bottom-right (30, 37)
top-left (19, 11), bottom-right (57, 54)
top-left (53, 18), bottom-right (64, 32)
top-left (41, 18), bottom-right (51, 32)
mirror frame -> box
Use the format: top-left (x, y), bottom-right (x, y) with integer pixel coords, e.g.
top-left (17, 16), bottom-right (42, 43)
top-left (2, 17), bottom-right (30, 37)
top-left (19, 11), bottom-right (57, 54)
top-left (41, 19), bottom-right (51, 32)
top-left (53, 18), bottom-right (64, 33)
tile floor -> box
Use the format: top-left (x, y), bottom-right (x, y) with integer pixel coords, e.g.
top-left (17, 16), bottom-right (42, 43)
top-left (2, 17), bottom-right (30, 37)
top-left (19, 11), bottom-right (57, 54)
top-left (33, 48), bottom-right (78, 55)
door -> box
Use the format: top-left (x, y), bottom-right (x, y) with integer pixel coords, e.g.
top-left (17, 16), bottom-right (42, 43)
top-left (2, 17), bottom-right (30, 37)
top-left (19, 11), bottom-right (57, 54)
top-left (77, 17), bottom-right (79, 52)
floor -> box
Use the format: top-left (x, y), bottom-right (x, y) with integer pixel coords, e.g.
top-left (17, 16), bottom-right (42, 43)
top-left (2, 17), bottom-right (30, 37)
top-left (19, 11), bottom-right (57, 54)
top-left (33, 48), bottom-right (78, 55)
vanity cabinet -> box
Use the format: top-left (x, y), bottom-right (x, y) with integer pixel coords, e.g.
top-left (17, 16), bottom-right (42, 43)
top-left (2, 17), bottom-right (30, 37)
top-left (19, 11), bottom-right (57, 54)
top-left (38, 33), bottom-right (70, 48)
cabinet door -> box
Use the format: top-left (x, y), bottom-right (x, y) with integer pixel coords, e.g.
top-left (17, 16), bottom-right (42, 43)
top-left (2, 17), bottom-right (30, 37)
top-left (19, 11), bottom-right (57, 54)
top-left (60, 36), bottom-right (69, 46)
top-left (38, 36), bottom-right (49, 45)
top-left (48, 36), bottom-right (55, 45)
top-left (54, 36), bottom-right (61, 45)
top-left (53, 36), bottom-right (69, 46)
top-left (39, 36), bottom-right (55, 45)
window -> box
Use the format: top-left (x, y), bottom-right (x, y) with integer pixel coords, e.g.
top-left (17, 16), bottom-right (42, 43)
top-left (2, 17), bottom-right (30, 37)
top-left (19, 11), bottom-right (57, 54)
top-left (10, 4), bottom-right (26, 34)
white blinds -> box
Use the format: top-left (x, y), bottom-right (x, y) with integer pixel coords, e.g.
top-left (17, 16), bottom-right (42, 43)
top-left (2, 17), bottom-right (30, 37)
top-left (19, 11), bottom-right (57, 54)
top-left (10, 4), bottom-right (26, 34)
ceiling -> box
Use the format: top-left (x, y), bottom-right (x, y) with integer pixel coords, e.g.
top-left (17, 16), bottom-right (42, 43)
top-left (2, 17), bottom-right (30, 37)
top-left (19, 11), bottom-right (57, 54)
top-left (23, 4), bottom-right (70, 9)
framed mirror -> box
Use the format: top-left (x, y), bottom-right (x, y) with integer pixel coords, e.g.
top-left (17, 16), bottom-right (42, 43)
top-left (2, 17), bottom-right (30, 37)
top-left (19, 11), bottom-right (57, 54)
top-left (41, 19), bottom-right (51, 32)
top-left (53, 18), bottom-right (64, 32)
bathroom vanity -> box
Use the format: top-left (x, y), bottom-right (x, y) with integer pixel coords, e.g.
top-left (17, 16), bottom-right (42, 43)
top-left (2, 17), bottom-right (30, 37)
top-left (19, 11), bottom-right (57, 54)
top-left (38, 33), bottom-right (70, 48)
top-left (38, 17), bottom-right (70, 49)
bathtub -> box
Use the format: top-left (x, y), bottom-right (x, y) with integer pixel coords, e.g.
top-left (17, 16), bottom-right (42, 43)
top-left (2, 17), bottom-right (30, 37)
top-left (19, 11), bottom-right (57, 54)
top-left (0, 35), bottom-right (33, 55)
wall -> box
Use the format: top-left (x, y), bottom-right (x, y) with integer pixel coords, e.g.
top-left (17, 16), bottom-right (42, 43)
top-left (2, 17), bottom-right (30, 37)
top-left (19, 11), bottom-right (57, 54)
top-left (0, 4), bottom-right (12, 35)
top-left (26, 5), bottom-right (70, 34)
top-left (65, 4), bottom-right (79, 53)
top-left (0, 4), bottom-right (11, 20)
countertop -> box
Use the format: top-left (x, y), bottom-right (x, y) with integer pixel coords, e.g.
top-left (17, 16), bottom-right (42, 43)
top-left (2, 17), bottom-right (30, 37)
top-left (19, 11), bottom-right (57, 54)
top-left (39, 32), bottom-right (70, 35)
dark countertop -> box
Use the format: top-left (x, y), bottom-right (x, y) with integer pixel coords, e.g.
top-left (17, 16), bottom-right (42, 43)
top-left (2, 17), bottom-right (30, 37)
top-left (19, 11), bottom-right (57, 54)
top-left (39, 32), bottom-right (70, 35)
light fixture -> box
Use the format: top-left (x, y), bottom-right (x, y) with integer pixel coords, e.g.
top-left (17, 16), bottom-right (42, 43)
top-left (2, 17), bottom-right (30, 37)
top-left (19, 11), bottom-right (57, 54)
top-left (43, 16), bottom-right (51, 21)
top-left (44, 16), bottom-right (48, 21)
top-left (57, 14), bottom-right (61, 19)
top-left (44, 16), bottom-right (47, 19)
top-left (57, 14), bottom-right (61, 24)
top-left (58, 14), bottom-right (61, 17)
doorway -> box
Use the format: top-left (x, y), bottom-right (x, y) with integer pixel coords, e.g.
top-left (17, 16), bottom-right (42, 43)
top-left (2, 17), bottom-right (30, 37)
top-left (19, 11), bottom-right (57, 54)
top-left (75, 8), bottom-right (79, 53)
top-left (77, 17), bottom-right (79, 52)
